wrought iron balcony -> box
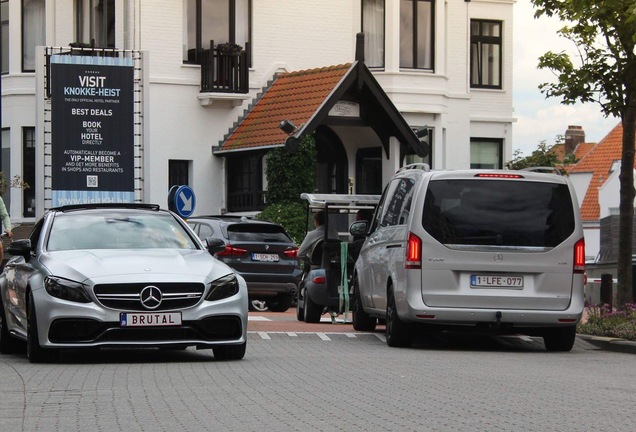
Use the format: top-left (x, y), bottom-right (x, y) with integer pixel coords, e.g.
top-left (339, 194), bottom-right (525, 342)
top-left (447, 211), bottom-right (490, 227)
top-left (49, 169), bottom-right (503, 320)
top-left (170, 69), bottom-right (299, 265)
top-left (189, 41), bottom-right (250, 94)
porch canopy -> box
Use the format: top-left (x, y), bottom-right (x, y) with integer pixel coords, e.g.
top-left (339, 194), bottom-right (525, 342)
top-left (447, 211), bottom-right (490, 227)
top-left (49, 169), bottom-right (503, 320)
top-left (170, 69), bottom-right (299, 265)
top-left (213, 61), bottom-right (425, 158)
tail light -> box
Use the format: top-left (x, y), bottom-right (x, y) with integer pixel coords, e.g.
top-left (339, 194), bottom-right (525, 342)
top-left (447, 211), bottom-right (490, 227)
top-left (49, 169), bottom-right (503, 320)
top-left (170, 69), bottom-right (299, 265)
top-left (216, 245), bottom-right (248, 257)
top-left (312, 275), bottom-right (326, 284)
top-left (573, 238), bottom-right (585, 274)
top-left (284, 247), bottom-right (299, 258)
top-left (474, 173), bottom-right (524, 179)
top-left (405, 232), bottom-right (422, 269)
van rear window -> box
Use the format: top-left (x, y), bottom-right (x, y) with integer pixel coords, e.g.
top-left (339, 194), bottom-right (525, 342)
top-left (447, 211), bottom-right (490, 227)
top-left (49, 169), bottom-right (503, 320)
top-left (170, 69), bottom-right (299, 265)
top-left (422, 179), bottom-right (575, 247)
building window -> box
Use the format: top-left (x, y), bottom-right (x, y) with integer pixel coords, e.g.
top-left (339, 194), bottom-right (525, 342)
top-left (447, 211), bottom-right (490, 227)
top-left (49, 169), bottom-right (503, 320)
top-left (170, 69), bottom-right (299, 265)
top-left (168, 160), bottom-right (190, 189)
top-left (23, 127), bottom-right (35, 217)
top-left (226, 154), bottom-right (263, 212)
top-left (402, 127), bottom-right (433, 168)
top-left (470, 20), bottom-right (502, 89)
top-left (400, 0), bottom-right (434, 70)
top-left (22, 0), bottom-right (45, 72)
top-left (356, 147), bottom-right (383, 194)
top-left (362, 0), bottom-right (385, 68)
top-left (1, 0), bottom-right (8, 74)
top-left (185, 0), bottom-right (251, 64)
top-left (75, 0), bottom-right (115, 48)
top-left (470, 138), bottom-right (502, 169)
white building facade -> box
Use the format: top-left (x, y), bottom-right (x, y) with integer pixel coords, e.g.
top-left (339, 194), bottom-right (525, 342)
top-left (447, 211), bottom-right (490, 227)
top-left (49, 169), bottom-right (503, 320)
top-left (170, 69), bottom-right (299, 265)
top-left (1, 0), bottom-right (515, 223)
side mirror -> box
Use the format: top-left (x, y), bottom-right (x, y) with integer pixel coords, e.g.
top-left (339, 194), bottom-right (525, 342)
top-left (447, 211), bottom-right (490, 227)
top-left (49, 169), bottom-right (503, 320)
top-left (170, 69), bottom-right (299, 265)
top-left (7, 239), bottom-right (32, 260)
top-left (349, 221), bottom-right (368, 238)
top-left (205, 237), bottom-right (227, 255)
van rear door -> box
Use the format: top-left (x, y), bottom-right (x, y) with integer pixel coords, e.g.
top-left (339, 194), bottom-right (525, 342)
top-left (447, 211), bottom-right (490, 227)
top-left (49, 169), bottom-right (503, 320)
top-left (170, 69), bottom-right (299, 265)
top-left (419, 173), bottom-right (580, 311)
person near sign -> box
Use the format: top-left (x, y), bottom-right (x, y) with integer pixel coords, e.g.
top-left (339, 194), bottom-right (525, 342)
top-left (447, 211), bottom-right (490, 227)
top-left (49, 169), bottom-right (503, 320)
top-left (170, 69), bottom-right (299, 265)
top-left (0, 196), bottom-right (13, 265)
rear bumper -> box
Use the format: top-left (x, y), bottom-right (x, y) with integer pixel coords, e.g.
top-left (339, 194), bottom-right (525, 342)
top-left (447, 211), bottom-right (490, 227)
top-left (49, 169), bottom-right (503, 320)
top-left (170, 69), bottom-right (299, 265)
top-left (400, 288), bottom-right (585, 329)
top-left (247, 281), bottom-right (299, 298)
top-left (241, 270), bottom-right (302, 298)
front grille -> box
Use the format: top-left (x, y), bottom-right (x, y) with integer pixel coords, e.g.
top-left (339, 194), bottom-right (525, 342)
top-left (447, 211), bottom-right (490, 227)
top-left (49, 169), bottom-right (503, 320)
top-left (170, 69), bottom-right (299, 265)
top-left (48, 316), bottom-right (243, 343)
top-left (93, 282), bottom-right (205, 311)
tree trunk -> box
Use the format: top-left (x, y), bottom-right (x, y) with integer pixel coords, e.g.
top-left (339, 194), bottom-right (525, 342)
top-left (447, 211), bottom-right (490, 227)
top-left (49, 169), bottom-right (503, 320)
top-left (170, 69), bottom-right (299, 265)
top-left (617, 102), bottom-right (636, 306)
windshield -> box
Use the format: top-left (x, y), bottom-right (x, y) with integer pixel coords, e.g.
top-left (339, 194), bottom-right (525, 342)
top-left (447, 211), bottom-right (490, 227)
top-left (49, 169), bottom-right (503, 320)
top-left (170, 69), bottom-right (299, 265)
top-left (47, 211), bottom-right (198, 251)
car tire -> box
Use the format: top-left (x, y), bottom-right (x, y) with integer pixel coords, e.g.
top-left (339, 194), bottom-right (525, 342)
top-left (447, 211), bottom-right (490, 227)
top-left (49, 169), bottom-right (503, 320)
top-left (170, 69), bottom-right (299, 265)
top-left (385, 284), bottom-right (413, 348)
top-left (303, 292), bottom-right (322, 323)
top-left (352, 276), bottom-right (376, 332)
top-left (249, 300), bottom-right (269, 312)
top-left (543, 326), bottom-right (576, 352)
top-left (27, 291), bottom-right (55, 363)
top-left (296, 288), bottom-right (305, 321)
top-left (266, 296), bottom-right (292, 313)
top-left (213, 342), bottom-right (246, 360)
top-left (0, 297), bottom-right (21, 354)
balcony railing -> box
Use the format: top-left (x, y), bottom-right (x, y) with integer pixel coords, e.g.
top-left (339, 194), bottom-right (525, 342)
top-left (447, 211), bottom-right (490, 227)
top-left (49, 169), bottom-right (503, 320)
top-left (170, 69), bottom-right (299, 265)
top-left (189, 41), bottom-right (250, 94)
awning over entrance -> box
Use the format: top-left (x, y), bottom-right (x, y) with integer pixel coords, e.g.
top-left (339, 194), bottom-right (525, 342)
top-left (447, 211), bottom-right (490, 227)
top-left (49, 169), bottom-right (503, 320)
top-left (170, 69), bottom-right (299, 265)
top-left (214, 61), bottom-right (426, 158)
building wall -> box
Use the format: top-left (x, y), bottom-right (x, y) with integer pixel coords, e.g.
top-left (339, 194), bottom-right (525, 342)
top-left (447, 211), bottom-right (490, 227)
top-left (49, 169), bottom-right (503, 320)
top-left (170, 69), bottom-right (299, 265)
top-left (2, 0), bottom-right (515, 221)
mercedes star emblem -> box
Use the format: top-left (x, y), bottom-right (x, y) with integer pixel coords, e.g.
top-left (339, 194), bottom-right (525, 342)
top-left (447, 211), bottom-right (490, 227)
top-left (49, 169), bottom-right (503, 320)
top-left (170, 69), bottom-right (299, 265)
top-left (140, 285), bottom-right (162, 310)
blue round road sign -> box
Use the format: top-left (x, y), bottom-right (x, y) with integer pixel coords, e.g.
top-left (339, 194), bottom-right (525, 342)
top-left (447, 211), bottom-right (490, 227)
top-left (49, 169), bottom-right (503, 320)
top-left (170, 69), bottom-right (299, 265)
top-left (168, 185), bottom-right (196, 218)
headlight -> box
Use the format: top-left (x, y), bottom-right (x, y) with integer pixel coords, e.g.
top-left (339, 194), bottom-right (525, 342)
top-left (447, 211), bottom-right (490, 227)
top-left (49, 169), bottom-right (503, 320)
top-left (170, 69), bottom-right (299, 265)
top-left (44, 276), bottom-right (92, 303)
top-left (206, 274), bottom-right (239, 301)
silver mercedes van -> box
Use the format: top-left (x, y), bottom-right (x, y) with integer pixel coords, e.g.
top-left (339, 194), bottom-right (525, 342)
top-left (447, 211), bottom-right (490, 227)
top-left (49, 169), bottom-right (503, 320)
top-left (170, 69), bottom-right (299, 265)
top-left (351, 165), bottom-right (585, 351)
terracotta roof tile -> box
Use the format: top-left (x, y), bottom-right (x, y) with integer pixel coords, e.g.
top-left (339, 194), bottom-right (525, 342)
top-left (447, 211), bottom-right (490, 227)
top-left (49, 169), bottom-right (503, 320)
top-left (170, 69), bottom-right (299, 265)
top-left (219, 64), bottom-right (352, 152)
top-left (551, 142), bottom-right (596, 163)
top-left (569, 122), bottom-right (623, 222)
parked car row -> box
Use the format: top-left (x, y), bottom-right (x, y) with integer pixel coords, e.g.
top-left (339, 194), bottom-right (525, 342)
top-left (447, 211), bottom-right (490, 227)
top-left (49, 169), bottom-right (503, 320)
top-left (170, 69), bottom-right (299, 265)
top-left (0, 165), bottom-right (586, 363)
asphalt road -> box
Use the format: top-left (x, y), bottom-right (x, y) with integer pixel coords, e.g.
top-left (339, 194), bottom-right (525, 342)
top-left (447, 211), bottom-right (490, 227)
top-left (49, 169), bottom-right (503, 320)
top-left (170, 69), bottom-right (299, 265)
top-left (1, 310), bottom-right (635, 431)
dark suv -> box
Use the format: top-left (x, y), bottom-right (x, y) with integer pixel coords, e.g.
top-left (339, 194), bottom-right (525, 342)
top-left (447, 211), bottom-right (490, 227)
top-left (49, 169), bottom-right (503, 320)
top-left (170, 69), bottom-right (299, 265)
top-left (187, 216), bottom-right (302, 312)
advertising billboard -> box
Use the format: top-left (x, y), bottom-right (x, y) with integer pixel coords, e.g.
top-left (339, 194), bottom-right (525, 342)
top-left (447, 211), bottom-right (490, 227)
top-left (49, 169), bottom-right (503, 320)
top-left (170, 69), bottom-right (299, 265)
top-left (50, 54), bottom-right (134, 206)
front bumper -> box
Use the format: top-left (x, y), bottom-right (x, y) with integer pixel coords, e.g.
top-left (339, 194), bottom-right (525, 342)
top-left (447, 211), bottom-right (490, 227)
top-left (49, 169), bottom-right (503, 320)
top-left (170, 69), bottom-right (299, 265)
top-left (32, 287), bottom-right (248, 349)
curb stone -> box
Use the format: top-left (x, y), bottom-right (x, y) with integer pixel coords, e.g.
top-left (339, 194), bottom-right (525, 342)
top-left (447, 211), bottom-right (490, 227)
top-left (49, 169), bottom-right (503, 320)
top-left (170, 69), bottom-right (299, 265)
top-left (577, 333), bottom-right (636, 354)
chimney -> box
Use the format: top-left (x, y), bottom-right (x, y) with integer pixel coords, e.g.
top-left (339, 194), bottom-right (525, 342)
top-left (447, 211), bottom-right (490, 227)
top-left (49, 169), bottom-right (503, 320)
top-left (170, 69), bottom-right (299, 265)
top-left (564, 125), bottom-right (585, 155)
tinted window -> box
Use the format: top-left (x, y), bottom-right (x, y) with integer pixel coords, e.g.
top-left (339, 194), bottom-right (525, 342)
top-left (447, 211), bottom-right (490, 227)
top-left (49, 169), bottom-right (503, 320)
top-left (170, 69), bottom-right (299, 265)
top-left (422, 180), bottom-right (575, 247)
top-left (380, 178), bottom-right (415, 227)
top-left (227, 224), bottom-right (292, 243)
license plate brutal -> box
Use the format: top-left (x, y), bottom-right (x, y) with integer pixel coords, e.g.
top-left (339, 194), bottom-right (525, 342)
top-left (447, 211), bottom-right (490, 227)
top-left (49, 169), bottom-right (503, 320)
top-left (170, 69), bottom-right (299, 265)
top-left (252, 253), bottom-right (279, 262)
top-left (471, 275), bottom-right (524, 288)
top-left (120, 312), bottom-right (182, 327)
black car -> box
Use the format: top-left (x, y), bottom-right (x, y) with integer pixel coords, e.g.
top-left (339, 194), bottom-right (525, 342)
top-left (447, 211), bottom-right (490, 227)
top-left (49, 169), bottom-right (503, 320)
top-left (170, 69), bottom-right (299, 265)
top-left (187, 216), bottom-right (302, 312)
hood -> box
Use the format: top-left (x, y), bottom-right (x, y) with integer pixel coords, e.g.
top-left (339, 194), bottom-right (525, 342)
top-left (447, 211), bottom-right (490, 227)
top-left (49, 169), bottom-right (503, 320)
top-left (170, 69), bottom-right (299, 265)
top-left (39, 249), bottom-right (233, 283)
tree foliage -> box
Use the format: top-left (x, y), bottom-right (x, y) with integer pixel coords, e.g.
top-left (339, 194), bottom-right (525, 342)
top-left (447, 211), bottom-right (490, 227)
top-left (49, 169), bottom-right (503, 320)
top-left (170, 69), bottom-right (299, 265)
top-left (507, 137), bottom-right (578, 171)
top-left (256, 135), bottom-right (316, 244)
top-left (532, 0), bottom-right (636, 305)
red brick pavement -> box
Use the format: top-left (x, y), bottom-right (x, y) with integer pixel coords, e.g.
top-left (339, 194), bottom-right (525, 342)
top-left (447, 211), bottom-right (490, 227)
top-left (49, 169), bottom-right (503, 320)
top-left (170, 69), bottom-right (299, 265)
top-left (247, 309), bottom-right (385, 334)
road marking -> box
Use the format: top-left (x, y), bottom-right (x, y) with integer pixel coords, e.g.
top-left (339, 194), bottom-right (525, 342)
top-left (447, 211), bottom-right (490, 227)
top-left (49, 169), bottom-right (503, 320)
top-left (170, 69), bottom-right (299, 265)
top-left (316, 332), bottom-right (331, 341)
top-left (374, 333), bottom-right (386, 343)
top-left (257, 331), bottom-right (271, 340)
top-left (248, 316), bottom-right (271, 321)
top-left (287, 332), bottom-right (298, 337)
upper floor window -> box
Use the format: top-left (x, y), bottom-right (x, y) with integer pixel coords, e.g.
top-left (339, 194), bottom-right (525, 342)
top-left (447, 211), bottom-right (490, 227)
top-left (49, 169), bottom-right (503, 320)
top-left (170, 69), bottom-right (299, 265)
top-left (75, 0), bottom-right (115, 48)
top-left (470, 20), bottom-right (502, 89)
top-left (362, 0), bottom-right (385, 68)
top-left (22, 0), bottom-right (45, 72)
top-left (400, 0), bottom-right (434, 70)
top-left (1, 0), bottom-right (8, 74)
top-left (185, 0), bottom-right (251, 64)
